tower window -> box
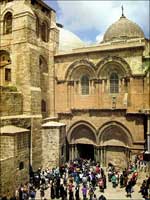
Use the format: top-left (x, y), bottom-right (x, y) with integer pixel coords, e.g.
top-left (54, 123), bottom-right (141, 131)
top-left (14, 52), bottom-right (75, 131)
top-left (41, 21), bottom-right (48, 42)
top-left (41, 99), bottom-right (46, 112)
top-left (5, 68), bottom-right (11, 81)
top-left (110, 72), bottom-right (119, 93)
top-left (19, 162), bottom-right (24, 170)
top-left (4, 12), bottom-right (12, 34)
top-left (36, 15), bottom-right (40, 38)
top-left (81, 75), bottom-right (89, 95)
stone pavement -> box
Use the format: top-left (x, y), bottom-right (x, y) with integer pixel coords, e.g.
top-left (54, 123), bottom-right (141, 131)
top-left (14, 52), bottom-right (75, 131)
top-left (35, 171), bottom-right (148, 200)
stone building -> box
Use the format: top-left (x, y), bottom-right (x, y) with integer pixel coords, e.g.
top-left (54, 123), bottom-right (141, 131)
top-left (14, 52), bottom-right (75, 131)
top-left (0, 0), bottom-right (149, 197)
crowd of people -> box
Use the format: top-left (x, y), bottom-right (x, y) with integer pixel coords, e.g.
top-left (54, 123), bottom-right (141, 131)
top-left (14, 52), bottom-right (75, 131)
top-left (1, 156), bottom-right (150, 200)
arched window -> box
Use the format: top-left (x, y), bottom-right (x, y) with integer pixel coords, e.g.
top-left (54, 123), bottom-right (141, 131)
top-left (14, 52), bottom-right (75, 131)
top-left (41, 99), bottom-right (46, 112)
top-left (4, 12), bottom-right (12, 34)
top-left (41, 21), bottom-right (48, 42)
top-left (81, 75), bottom-right (89, 95)
top-left (110, 72), bottom-right (119, 93)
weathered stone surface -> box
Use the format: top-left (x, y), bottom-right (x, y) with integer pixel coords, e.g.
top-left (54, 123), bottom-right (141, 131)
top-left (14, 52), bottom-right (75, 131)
top-left (41, 122), bottom-right (66, 168)
top-left (0, 127), bottom-right (30, 197)
top-left (0, 92), bottom-right (23, 116)
top-left (0, 0), bottom-right (149, 198)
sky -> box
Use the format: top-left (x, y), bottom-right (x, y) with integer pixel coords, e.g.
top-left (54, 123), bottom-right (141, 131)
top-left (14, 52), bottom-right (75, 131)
top-left (45, 0), bottom-right (150, 44)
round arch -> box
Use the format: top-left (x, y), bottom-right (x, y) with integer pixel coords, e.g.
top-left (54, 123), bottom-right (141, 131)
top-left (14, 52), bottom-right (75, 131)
top-left (65, 59), bottom-right (96, 80)
top-left (96, 56), bottom-right (132, 78)
top-left (67, 120), bottom-right (97, 145)
top-left (98, 120), bottom-right (133, 147)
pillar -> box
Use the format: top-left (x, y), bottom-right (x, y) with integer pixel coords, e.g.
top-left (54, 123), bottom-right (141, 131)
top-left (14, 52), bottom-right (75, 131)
top-left (69, 145), bottom-right (71, 161)
top-left (74, 144), bottom-right (77, 159)
top-left (64, 142), bottom-right (66, 163)
top-left (94, 146), bottom-right (98, 162)
top-left (71, 144), bottom-right (74, 160)
top-left (102, 80), bottom-right (105, 93)
top-left (101, 147), bottom-right (104, 167)
top-left (100, 147), bottom-right (102, 165)
top-left (146, 114), bottom-right (150, 153)
top-left (102, 146), bottom-right (106, 167)
top-left (97, 147), bottom-right (100, 162)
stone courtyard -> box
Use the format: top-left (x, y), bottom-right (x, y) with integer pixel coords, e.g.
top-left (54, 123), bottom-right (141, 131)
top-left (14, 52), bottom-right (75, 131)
top-left (35, 170), bottom-right (149, 200)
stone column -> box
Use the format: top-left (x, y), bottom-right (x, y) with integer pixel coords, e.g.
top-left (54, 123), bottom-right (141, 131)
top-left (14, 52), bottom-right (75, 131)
top-left (146, 114), bottom-right (150, 153)
top-left (71, 144), bottom-right (74, 160)
top-left (97, 147), bottom-right (100, 163)
top-left (74, 144), bottom-right (77, 159)
top-left (101, 147), bottom-right (104, 167)
top-left (64, 142), bottom-right (66, 163)
top-left (69, 145), bottom-right (72, 161)
top-left (99, 147), bottom-right (102, 165)
top-left (102, 80), bottom-right (105, 93)
top-left (94, 146), bottom-right (98, 162)
top-left (103, 146), bottom-right (106, 167)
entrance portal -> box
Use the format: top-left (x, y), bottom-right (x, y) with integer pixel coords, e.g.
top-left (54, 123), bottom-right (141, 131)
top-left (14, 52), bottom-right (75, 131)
top-left (77, 144), bottom-right (94, 160)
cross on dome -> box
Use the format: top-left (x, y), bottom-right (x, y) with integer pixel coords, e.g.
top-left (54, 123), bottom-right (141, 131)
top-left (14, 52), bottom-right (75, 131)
top-left (121, 5), bottom-right (125, 18)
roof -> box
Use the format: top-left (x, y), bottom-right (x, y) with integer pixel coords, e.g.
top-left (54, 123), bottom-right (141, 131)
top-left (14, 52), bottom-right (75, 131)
top-left (103, 15), bottom-right (145, 42)
top-left (0, 125), bottom-right (29, 135)
top-left (42, 121), bottom-right (66, 128)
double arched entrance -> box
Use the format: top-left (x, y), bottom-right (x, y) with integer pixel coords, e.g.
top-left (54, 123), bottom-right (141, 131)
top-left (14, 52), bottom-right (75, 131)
top-left (67, 121), bottom-right (133, 168)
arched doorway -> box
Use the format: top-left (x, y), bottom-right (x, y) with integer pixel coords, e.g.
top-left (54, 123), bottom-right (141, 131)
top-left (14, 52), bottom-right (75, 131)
top-left (68, 122), bottom-right (97, 161)
top-left (99, 122), bottom-right (132, 168)
top-left (77, 144), bottom-right (94, 160)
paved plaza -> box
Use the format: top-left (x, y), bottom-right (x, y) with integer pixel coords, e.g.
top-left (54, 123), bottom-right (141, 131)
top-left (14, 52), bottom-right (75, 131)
top-left (35, 170), bottom-right (148, 200)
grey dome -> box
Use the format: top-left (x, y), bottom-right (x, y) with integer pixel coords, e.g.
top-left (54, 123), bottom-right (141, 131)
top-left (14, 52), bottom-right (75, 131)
top-left (103, 16), bottom-right (145, 42)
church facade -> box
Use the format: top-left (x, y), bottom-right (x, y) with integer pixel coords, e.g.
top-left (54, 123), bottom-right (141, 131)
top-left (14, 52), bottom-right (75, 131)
top-left (0, 0), bottom-right (149, 196)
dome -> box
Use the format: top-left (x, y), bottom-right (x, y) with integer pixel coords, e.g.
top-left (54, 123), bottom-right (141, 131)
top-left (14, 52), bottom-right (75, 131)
top-left (57, 25), bottom-right (85, 52)
top-left (103, 15), bottom-right (145, 42)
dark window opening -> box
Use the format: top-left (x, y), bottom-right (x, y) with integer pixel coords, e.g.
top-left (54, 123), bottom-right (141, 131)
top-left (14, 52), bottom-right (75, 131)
top-left (41, 99), bottom-right (46, 112)
top-left (110, 72), bottom-right (119, 93)
top-left (5, 68), bottom-right (11, 81)
top-left (81, 75), bottom-right (89, 95)
top-left (41, 22), bottom-right (48, 42)
top-left (4, 12), bottom-right (12, 34)
top-left (36, 15), bottom-right (40, 37)
top-left (19, 162), bottom-right (24, 170)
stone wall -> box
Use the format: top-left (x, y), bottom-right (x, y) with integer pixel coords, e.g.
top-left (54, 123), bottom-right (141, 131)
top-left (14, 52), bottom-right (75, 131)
top-left (14, 133), bottom-right (30, 189)
top-left (42, 122), bottom-right (66, 168)
top-left (0, 92), bottom-right (23, 116)
top-left (0, 130), bottom-right (30, 197)
top-left (0, 157), bottom-right (15, 197)
top-left (31, 117), bottom-right (42, 170)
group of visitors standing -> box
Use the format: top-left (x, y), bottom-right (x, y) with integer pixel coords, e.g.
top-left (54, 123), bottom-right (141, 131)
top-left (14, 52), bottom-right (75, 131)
top-left (1, 156), bottom-right (150, 200)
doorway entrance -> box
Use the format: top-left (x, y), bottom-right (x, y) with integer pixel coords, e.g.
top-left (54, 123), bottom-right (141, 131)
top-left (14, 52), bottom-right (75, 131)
top-left (77, 144), bottom-right (94, 160)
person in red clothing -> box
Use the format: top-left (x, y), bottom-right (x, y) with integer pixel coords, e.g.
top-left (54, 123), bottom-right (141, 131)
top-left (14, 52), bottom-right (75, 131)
top-left (99, 178), bottom-right (104, 192)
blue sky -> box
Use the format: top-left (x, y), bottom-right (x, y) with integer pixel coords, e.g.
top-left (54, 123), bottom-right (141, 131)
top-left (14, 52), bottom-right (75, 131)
top-left (45, 0), bottom-right (150, 43)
